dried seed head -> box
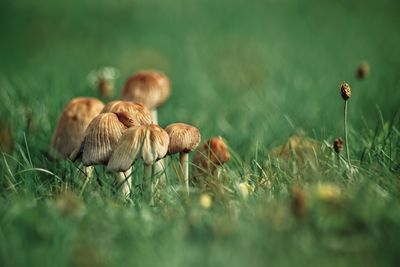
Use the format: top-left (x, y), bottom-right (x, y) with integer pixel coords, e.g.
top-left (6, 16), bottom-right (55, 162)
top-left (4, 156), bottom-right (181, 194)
top-left (50, 97), bottom-right (105, 159)
top-left (101, 100), bottom-right (152, 125)
top-left (333, 138), bottom-right (343, 154)
top-left (72, 113), bottom-right (128, 166)
top-left (193, 136), bottom-right (230, 175)
top-left (165, 123), bottom-right (201, 155)
top-left (291, 186), bottom-right (307, 219)
top-left (121, 70), bottom-right (171, 110)
top-left (340, 82), bottom-right (351, 100)
top-left (357, 61), bottom-right (370, 80)
top-left (107, 124), bottom-right (169, 172)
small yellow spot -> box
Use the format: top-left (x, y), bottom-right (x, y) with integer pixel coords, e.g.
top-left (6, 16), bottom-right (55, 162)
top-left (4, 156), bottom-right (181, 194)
top-left (316, 183), bottom-right (341, 202)
top-left (238, 182), bottom-right (254, 199)
top-left (199, 194), bottom-right (213, 209)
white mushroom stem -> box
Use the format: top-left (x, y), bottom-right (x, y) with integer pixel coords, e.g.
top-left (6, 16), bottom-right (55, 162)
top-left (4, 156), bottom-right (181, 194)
top-left (83, 166), bottom-right (94, 178)
top-left (116, 168), bottom-right (132, 197)
top-left (144, 164), bottom-right (154, 204)
top-left (79, 166), bottom-right (94, 196)
top-left (151, 110), bottom-right (158, 124)
top-left (179, 153), bottom-right (189, 194)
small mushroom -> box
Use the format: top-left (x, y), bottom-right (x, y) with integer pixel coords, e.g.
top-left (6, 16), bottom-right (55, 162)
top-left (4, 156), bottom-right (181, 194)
top-left (107, 124), bottom-right (169, 202)
top-left (193, 136), bottom-right (231, 179)
top-left (120, 70), bottom-right (170, 124)
top-left (87, 67), bottom-right (119, 99)
top-left (165, 123), bottom-right (201, 194)
top-left (70, 111), bottom-right (139, 196)
top-left (50, 97), bottom-right (105, 160)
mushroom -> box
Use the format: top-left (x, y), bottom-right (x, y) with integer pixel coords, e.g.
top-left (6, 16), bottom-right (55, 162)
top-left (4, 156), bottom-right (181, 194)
top-left (120, 70), bottom-right (170, 124)
top-left (193, 136), bottom-right (231, 180)
top-left (101, 100), bottom-right (153, 189)
top-left (165, 123), bottom-right (201, 194)
top-left (50, 97), bottom-right (104, 160)
top-left (87, 67), bottom-right (119, 99)
top-left (107, 124), bottom-right (169, 203)
top-left (70, 111), bottom-right (141, 196)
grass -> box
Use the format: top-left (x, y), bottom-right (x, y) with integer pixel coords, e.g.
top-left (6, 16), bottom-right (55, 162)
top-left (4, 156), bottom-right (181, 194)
top-left (1, 0), bottom-right (400, 266)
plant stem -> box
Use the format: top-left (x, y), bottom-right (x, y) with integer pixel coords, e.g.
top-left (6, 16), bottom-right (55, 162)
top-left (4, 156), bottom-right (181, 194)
top-left (179, 153), bottom-right (189, 194)
top-left (151, 110), bottom-right (158, 124)
top-left (344, 101), bottom-right (351, 167)
top-left (144, 164), bottom-right (153, 204)
top-left (336, 153), bottom-right (340, 168)
top-left (79, 166), bottom-right (93, 196)
top-left (116, 168), bottom-right (132, 197)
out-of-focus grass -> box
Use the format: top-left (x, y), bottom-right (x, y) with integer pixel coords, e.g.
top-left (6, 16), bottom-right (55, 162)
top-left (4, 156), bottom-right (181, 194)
top-left (1, 0), bottom-right (400, 266)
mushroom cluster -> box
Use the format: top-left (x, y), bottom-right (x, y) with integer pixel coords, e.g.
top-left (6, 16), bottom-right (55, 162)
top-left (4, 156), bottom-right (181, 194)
top-left (50, 69), bottom-right (231, 202)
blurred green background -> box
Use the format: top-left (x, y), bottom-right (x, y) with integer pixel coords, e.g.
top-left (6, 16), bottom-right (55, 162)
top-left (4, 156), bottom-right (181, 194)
top-left (1, 0), bottom-right (400, 267)
top-left (1, 0), bottom-right (399, 156)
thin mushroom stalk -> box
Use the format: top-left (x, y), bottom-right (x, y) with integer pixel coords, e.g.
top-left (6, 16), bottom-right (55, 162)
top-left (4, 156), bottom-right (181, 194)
top-left (115, 168), bottom-right (132, 197)
top-left (79, 166), bottom-right (94, 196)
top-left (151, 110), bottom-right (158, 124)
top-left (179, 153), bottom-right (189, 193)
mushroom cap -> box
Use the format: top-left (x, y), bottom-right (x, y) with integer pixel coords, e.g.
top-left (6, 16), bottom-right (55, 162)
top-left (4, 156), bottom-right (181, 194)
top-left (50, 97), bottom-right (104, 159)
top-left (107, 124), bottom-right (169, 172)
top-left (194, 136), bottom-right (231, 169)
top-left (101, 100), bottom-right (152, 125)
top-left (120, 70), bottom-right (171, 110)
top-left (165, 123), bottom-right (201, 155)
top-left (79, 113), bottom-right (128, 166)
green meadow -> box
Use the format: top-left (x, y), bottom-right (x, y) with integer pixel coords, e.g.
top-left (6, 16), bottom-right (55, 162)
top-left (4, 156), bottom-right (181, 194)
top-left (1, 0), bottom-right (400, 266)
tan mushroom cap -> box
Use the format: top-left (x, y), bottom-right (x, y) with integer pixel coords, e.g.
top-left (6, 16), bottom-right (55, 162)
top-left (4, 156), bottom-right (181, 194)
top-left (120, 70), bottom-right (171, 110)
top-left (101, 100), bottom-right (152, 125)
top-left (75, 112), bottom-right (129, 166)
top-left (107, 124), bottom-right (170, 172)
top-left (165, 123), bottom-right (201, 155)
top-left (194, 136), bottom-right (231, 170)
top-left (50, 97), bottom-right (104, 159)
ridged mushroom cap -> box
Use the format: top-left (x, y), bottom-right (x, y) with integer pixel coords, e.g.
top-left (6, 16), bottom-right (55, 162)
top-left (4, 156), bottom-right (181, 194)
top-left (107, 124), bottom-right (169, 172)
top-left (73, 112), bottom-right (129, 166)
top-left (194, 136), bottom-right (231, 168)
top-left (101, 100), bottom-right (152, 125)
top-left (120, 70), bottom-right (171, 110)
top-left (50, 97), bottom-right (104, 159)
top-left (165, 123), bottom-right (201, 155)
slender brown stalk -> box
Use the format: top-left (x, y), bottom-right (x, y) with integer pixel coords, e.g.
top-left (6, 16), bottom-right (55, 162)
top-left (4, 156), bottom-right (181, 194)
top-left (344, 101), bottom-right (351, 167)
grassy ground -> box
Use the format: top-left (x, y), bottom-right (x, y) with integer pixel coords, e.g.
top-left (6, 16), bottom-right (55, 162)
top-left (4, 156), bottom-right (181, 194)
top-left (1, 0), bottom-right (400, 266)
